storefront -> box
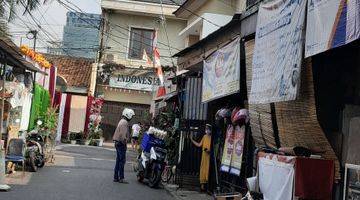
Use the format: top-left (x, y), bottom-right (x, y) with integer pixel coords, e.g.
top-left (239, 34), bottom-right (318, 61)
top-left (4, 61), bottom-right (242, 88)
top-left (0, 37), bottom-right (45, 189)
top-left (173, 0), bottom-right (359, 198)
top-left (96, 66), bottom-right (155, 140)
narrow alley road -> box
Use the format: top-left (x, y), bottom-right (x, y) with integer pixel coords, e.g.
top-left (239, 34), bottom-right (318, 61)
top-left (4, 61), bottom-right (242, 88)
top-left (0, 144), bottom-right (174, 200)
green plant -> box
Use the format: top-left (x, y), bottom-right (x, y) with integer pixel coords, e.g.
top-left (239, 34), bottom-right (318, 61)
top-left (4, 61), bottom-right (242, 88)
top-left (69, 132), bottom-right (77, 141)
top-left (61, 138), bottom-right (70, 144)
top-left (87, 121), bottom-right (103, 140)
top-left (89, 139), bottom-right (98, 146)
top-left (38, 106), bottom-right (58, 141)
top-left (76, 131), bottom-right (83, 140)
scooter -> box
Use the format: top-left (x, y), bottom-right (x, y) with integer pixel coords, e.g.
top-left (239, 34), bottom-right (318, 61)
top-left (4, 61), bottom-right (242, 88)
top-left (136, 138), bottom-right (167, 188)
top-left (26, 130), bottom-right (45, 172)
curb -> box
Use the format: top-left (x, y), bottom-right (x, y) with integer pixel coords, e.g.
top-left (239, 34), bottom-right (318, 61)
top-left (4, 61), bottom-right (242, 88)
top-left (163, 184), bottom-right (183, 200)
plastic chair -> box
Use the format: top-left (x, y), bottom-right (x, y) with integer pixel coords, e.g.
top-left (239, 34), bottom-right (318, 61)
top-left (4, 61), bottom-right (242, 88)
top-left (5, 138), bottom-right (26, 175)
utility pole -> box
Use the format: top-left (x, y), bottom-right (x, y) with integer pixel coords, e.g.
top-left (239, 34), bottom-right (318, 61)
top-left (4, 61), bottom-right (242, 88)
top-left (26, 30), bottom-right (38, 51)
top-left (93, 12), bottom-right (106, 97)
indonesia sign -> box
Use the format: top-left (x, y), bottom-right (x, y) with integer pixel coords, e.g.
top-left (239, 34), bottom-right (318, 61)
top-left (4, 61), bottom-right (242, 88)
top-left (305, 0), bottom-right (360, 57)
top-left (249, 0), bottom-right (306, 104)
top-left (202, 37), bottom-right (240, 103)
top-left (109, 75), bottom-right (160, 91)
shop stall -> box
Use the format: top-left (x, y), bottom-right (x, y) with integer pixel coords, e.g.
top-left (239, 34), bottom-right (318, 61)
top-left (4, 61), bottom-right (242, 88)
top-left (0, 37), bottom-right (44, 190)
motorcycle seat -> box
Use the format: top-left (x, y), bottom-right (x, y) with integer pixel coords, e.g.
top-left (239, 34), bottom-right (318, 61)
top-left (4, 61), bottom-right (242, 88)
top-left (5, 155), bottom-right (25, 162)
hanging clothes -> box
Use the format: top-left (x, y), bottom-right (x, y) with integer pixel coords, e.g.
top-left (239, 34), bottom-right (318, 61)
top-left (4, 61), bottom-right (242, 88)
top-left (258, 154), bottom-right (295, 200)
top-left (20, 93), bottom-right (32, 131)
top-left (28, 84), bottom-right (50, 130)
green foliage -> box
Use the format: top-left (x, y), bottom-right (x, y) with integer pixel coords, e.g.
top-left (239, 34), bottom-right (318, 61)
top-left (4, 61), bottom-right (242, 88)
top-left (69, 132), bottom-right (77, 141)
top-left (87, 122), bottom-right (103, 140)
top-left (0, 0), bottom-right (43, 21)
top-left (154, 106), bottom-right (179, 165)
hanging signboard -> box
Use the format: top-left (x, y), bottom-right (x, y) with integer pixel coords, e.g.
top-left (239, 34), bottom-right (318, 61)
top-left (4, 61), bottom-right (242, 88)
top-left (202, 37), bottom-right (240, 103)
top-left (109, 75), bottom-right (160, 91)
top-left (249, 0), bottom-right (306, 104)
top-left (230, 125), bottom-right (245, 176)
top-left (220, 125), bottom-right (234, 172)
top-left (305, 0), bottom-right (360, 57)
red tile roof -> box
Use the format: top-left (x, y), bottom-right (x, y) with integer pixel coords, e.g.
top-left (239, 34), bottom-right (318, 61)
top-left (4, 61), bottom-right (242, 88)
top-left (45, 54), bottom-right (94, 88)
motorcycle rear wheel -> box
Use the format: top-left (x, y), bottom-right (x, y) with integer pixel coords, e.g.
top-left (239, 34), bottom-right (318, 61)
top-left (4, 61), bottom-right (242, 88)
top-left (28, 152), bottom-right (37, 172)
top-left (148, 164), bottom-right (161, 188)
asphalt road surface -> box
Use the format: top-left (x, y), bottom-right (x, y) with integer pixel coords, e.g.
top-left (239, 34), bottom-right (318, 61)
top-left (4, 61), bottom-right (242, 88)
top-left (0, 144), bottom-right (174, 200)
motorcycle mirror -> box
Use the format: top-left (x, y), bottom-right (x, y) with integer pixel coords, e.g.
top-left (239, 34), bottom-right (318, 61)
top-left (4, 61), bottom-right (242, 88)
top-left (37, 120), bottom-right (43, 126)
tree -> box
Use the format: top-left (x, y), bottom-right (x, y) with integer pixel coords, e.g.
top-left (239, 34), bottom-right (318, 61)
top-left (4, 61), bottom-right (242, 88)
top-left (0, 0), bottom-right (46, 36)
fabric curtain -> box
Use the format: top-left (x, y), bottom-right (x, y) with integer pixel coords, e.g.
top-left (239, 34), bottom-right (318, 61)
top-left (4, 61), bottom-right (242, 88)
top-left (258, 156), bottom-right (295, 200)
top-left (61, 94), bottom-right (72, 138)
top-left (56, 93), bottom-right (65, 142)
top-left (20, 93), bottom-right (32, 131)
top-left (68, 95), bottom-right (87, 133)
top-left (295, 157), bottom-right (334, 200)
top-left (48, 66), bottom-right (57, 104)
top-left (83, 96), bottom-right (93, 137)
top-left (28, 84), bottom-right (50, 130)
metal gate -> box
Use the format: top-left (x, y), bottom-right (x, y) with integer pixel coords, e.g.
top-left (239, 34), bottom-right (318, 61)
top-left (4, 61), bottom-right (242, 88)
top-left (176, 77), bottom-right (208, 190)
top-left (100, 101), bottom-right (150, 141)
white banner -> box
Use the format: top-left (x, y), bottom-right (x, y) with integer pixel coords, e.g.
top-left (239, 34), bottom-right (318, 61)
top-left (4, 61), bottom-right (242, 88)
top-left (202, 37), bottom-right (240, 103)
top-left (305, 0), bottom-right (360, 57)
top-left (249, 0), bottom-right (306, 104)
top-left (109, 75), bottom-right (159, 92)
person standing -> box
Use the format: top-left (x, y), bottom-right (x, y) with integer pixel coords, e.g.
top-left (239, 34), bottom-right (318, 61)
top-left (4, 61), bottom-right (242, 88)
top-left (131, 122), bottom-right (141, 150)
top-left (190, 124), bottom-right (212, 191)
top-left (113, 108), bottom-right (135, 183)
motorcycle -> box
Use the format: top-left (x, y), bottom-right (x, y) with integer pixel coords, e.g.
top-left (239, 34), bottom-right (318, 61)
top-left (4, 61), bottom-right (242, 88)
top-left (136, 132), bottom-right (167, 188)
top-left (26, 130), bottom-right (45, 172)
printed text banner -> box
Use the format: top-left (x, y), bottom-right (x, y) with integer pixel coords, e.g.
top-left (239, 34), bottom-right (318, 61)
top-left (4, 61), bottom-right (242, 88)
top-left (249, 0), bottom-right (306, 104)
top-left (305, 0), bottom-right (360, 57)
top-left (109, 75), bottom-right (159, 92)
top-left (202, 37), bottom-right (240, 103)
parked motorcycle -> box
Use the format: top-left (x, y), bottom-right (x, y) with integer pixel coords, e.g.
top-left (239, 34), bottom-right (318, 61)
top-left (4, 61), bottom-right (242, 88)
top-left (136, 130), bottom-right (167, 188)
top-left (26, 130), bottom-right (45, 172)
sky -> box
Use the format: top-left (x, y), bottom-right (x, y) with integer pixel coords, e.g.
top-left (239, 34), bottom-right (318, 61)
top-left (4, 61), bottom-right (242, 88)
top-left (8, 0), bottom-right (101, 52)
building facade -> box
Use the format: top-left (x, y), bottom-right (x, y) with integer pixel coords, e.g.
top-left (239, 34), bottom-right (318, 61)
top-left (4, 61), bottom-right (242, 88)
top-left (97, 0), bottom-right (186, 139)
top-left (174, 0), bottom-right (245, 48)
top-left (61, 11), bottom-right (101, 59)
top-left (173, 0), bottom-right (360, 198)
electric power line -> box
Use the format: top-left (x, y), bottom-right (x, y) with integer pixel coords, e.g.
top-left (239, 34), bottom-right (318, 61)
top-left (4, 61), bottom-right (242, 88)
top-left (55, 0), bottom-right (173, 62)
top-left (57, 0), bottom-right (180, 52)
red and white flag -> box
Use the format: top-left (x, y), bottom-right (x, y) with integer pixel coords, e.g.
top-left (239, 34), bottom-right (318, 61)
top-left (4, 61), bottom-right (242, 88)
top-left (152, 31), bottom-right (166, 97)
top-left (142, 49), bottom-right (153, 68)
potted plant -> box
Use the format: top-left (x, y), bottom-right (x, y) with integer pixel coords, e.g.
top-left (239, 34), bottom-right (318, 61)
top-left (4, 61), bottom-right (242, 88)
top-left (76, 131), bottom-right (85, 145)
top-left (69, 132), bottom-right (77, 144)
top-left (84, 135), bottom-right (91, 146)
top-left (87, 115), bottom-right (104, 147)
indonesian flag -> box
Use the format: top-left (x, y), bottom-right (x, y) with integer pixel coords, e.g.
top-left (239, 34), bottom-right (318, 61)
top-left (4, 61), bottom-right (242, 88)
top-left (142, 49), bottom-right (152, 68)
top-left (152, 31), bottom-right (166, 97)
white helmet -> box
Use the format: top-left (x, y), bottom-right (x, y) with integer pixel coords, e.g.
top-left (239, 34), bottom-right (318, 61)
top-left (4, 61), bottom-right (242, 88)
top-left (122, 108), bottom-right (135, 120)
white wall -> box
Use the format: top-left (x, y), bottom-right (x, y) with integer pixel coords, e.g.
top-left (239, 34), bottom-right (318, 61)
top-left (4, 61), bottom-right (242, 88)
top-left (103, 12), bottom-right (186, 67)
top-left (201, 13), bottom-right (233, 39)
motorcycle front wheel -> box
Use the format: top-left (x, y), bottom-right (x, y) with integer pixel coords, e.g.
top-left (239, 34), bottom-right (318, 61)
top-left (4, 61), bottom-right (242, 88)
top-left (37, 155), bottom-right (45, 168)
top-left (137, 171), bottom-right (144, 183)
top-left (148, 163), bottom-right (161, 188)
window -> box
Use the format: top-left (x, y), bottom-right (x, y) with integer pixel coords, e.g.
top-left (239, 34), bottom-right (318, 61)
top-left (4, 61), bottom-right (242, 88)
top-left (128, 27), bottom-right (154, 60)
